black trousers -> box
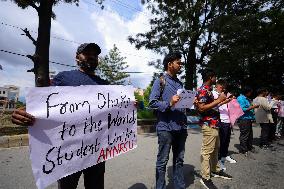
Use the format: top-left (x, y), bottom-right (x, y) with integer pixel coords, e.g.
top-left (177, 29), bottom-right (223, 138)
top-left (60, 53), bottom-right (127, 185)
top-left (238, 120), bottom-right (253, 153)
top-left (58, 162), bottom-right (105, 189)
top-left (269, 110), bottom-right (278, 141)
top-left (218, 122), bottom-right (232, 159)
top-left (260, 123), bottom-right (271, 146)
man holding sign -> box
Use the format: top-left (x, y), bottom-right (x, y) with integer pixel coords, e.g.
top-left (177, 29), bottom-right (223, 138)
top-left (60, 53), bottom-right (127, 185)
top-left (12, 43), bottom-right (108, 189)
top-left (149, 52), bottom-right (188, 189)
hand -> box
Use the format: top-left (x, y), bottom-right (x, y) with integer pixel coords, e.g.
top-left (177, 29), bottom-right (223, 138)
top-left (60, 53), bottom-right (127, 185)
top-left (134, 100), bottom-right (138, 108)
top-left (170, 95), bottom-right (180, 107)
top-left (218, 92), bottom-right (227, 102)
top-left (193, 97), bottom-right (198, 106)
top-left (11, 107), bottom-right (35, 126)
top-left (252, 104), bottom-right (260, 109)
top-left (224, 98), bottom-right (232, 103)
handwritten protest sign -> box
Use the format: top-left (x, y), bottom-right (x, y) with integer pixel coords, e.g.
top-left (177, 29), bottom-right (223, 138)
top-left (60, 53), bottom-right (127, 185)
top-left (175, 89), bottom-right (197, 108)
top-left (26, 85), bottom-right (137, 189)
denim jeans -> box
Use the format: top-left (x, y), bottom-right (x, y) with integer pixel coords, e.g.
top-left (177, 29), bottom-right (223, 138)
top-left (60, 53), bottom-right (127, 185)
top-left (156, 130), bottom-right (188, 189)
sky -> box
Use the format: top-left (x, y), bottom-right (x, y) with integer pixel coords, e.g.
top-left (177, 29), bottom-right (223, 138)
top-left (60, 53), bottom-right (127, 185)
top-left (0, 0), bottom-right (162, 100)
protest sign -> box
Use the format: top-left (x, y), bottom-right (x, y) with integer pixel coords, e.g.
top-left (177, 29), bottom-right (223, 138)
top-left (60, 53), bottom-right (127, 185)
top-left (228, 99), bottom-right (244, 125)
top-left (175, 89), bottom-right (197, 108)
top-left (26, 85), bottom-right (137, 189)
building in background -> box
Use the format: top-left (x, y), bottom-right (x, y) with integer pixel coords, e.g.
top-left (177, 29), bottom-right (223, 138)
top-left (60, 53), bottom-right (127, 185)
top-left (0, 85), bottom-right (20, 111)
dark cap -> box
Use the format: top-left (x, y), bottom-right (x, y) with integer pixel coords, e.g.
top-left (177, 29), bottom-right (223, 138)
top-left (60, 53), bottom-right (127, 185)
top-left (76, 43), bottom-right (101, 55)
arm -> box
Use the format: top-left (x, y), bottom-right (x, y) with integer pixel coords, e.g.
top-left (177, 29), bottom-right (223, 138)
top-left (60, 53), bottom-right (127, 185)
top-left (261, 98), bottom-right (273, 111)
top-left (218, 97), bottom-right (233, 106)
top-left (149, 79), bottom-right (179, 112)
top-left (238, 97), bottom-right (258, 112)
top-left (197, 93), bottom-right (227, 112)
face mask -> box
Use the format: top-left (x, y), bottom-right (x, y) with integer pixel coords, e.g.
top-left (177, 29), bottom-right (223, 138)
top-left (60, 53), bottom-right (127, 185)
top-left (78, 59), bottom-right (98, 73)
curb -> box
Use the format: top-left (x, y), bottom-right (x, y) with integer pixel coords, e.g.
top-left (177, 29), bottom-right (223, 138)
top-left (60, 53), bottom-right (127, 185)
top-left (0, 134), bottom-right (29, 148)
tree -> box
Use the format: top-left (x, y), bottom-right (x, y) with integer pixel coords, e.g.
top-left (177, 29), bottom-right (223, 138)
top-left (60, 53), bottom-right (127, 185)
top-left (96, 44), bottom-right (130, 84)
top-left (128, 0), bottom-right (229, 89)
top-left (5, 0), bottom-right (104, 87)
top-left (208, 0), bottom-right (284, 92)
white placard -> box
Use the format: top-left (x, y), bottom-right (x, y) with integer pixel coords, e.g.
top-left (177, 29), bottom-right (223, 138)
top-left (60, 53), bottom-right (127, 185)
top-left (26, 85), bottom-right (137, 189)
top-left (175, 89), bottom-right (197, 108)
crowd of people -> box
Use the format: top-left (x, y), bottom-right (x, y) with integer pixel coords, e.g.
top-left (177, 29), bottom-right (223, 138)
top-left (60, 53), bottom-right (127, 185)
top-left (11, 44), bottom-right (284, 189)
top-left (149, 52), bottom-right (284, 189)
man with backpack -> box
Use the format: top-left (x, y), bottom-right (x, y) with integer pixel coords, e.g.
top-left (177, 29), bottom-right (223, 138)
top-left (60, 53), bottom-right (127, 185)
top-left (149, 52), bottom-right (187, 189)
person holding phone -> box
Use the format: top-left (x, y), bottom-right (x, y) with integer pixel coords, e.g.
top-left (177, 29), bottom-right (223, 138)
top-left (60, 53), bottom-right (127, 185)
top-left (212, 79), bottom-right (237, 171)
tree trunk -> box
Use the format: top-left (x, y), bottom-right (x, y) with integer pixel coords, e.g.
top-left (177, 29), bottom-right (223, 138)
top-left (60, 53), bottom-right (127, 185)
top-left (34, 0), bottom-right (53, 87)
top-left (185, 44), bottom-right (197, 90)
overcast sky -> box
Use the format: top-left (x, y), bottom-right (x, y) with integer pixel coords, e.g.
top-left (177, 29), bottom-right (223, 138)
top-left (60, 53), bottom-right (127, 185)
top-left (0, 0), bottom-right (162, 99)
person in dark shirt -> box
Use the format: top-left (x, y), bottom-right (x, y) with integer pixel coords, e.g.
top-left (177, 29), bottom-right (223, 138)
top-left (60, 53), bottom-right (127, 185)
top-left (149, 52), bottom-right (187, 189)
top-left (12, 43), bottom-right (107, 189)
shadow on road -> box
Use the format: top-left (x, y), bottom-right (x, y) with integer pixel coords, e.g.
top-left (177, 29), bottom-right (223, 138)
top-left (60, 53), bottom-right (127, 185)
top-left (128, 183), bottom-right (148, 189)
top-left (234, 137), bottom-right (261, 152)
top-left (166, 164), bottom-right (196, 189)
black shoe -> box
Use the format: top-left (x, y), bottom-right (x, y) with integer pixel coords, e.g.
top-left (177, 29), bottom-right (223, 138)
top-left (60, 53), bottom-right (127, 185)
top-left (200, 178), bottom-right (218, 189)
top-left (249, 147), bottom-right (257, 153)
top-left (260, 144), bottom-right (269, 149)
top-left (212, 170), bottom-right (233, 179)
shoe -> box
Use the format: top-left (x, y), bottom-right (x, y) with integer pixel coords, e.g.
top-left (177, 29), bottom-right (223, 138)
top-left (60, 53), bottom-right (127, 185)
top-left (246, 151), bottom-right (256, 160)
top-left (239, 151), bottom-right (248, 156)
top-left (200, 178), bottom-right (218, 189)
top-left (249, 147), bottom-right (257, 153)
top-left (219, 160), bottom-right (226, 171)
top-left (260, 145), bottom-right (270, 150)
top-left (212, 170), bottom-right (233, 179)
top-left (225, 156), bottom-right (237, 163)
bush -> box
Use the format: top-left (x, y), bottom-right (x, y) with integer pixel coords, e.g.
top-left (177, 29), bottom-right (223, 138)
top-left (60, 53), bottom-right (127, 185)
top-left (137, 109), bottom-right (155, 119)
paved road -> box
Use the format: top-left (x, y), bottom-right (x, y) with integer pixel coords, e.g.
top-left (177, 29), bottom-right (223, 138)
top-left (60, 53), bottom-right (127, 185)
top-left (1, 125), bottom-right (283, 189)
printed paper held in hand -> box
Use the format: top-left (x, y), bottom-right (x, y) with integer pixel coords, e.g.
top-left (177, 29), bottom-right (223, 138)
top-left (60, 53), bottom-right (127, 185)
top-left (174, 89), bottom-right (197, 108)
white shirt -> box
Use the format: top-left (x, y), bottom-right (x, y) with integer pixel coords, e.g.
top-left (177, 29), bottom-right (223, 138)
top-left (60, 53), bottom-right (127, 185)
top-left (213, 90), bottom-right (230, 123)
top-left (253, 96), bottom-right (274, 123)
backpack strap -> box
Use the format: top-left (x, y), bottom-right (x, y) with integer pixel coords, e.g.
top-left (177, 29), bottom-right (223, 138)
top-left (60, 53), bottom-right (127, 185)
top-left (158, 75), bottom-right (166, 100)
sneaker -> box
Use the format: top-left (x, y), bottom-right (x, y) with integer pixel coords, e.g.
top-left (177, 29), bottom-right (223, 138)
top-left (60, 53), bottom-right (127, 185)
top-left (225, 156), bottom-right (237, 163)
top-left (219, 160), bottom-right (226, 171)
top-left (200, 178), bottom-right (218, 189)
top-left (212, 170), bottom-right (233, 179)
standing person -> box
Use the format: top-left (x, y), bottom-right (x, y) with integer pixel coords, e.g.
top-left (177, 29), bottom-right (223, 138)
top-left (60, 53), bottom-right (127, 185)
top-left (253, 88), bottom-right (274, 149)
top-left (212, 79), bottom-right (237, 171)
top-left (149, 52), bottom-right (187, 189)
top-left (276, 95), bottom-right (284, 137)
top-left (237, 86), bottom-right (259, 156)
top-left (12, 43), bottom-right (107, 189)
top-left (196, 69), bottom-right (232, 189)
top-left (269, 93), bottom-right (279, 142)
